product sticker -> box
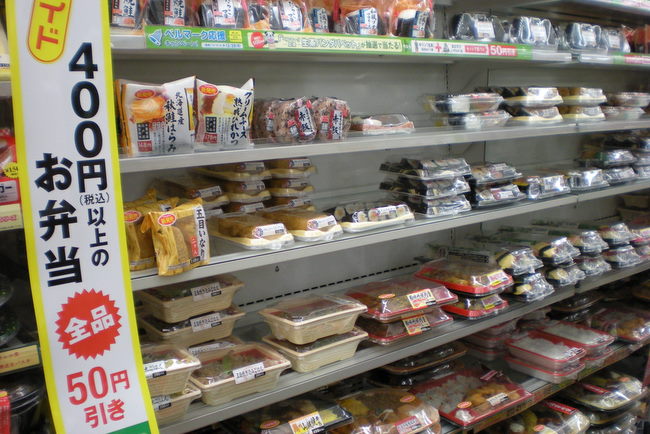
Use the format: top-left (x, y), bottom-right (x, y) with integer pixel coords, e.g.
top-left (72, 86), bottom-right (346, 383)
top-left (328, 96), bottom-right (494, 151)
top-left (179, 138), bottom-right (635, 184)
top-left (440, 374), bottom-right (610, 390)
top-left (491, 188), bottom-right (515, 200)
top-left (582, 383), bottom-right (608, 394)
top-left (288, 198), bottom-right (312, 208)
top-left (402, 314), bottom-right (431, 335)
top-left (235, 203), bottom-right (265, 213)
top-left (213, 0), bottom-right (238, 27)
top-left (583, 106), bottom-right (602, 116)
top-left (0, 179), bottom-right (19, 203)
top-left (253, 223), bottom-right (287, 238)
top-left (151, 395), bottom-right (172, 411)
top-left (189, 340), bottom-right (236, 356)
top-left (486, 392), bottom-right (508, 406)
top-left (395, 416), bottom-right (422, 434)
top-left (144, 361), bottom-right (167, 379)
top-left (608, 34), bottom-right (621, 49)
top-left (409, 11), bottom-right (429, 38)
top-left (233, 362), bottom-right (266, 384)
top-left (369, 205), bottom-right (398, 220)
top-left (282, 179), bottom-right (311, 188)
top-left (196, 185), bottom-right (223, 199)
top-left (307, 215), bottom-right (337, 230)
top-left (164, 0), bottom-right (186, 26)
top-left (531, 24), bottom-right (547, 42)
top-left (191, 282), bottom-right (223, 301)
top-left (288, 158), bottom-right (312, 168)
top-left (237, 162), bottom-right (265, 172)
top-left (190, 312), bottom-right (223, 332)
top-left (239, 181), bottom-right (266, 192)
top-left (295, 104), bottom-right (315, 138)
top-left (350, 8), bottom-right (379, 35)
top-left (480, 370), bottom-right (499, 381)
top-left (310, 8), bottom-right (329, 33)
top-left (266, 112), bottom-right (275, 132)
top-left (487, 271), bottom-right (507, 286)
top-left (583, 29), bottom-right (596, 45)
top-left (330, 110), bottom-right (344, 140)
top-left (280, 0), bottom-right (303, 31)
top-left (407, 289), bottom-right (436, 309)
top-left (544, 400), bottom-right (577, 415)
top-left (476, 21), bottom-right (496, 39)
top-left (288, 119), bottom-right (300, 137)
top-left (289, 411), bottom-right (325, 434)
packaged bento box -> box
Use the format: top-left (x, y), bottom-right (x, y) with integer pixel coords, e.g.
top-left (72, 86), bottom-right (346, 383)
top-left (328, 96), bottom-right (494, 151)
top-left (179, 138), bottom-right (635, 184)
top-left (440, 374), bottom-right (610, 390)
top-left (142, 344), bottom-right (201, 396)
top-left (560, 106), bottom-right (605, 123)
top-left (498, 87), bottom-right (563, 108)
top-left (574, 255), bottom-right (612, 277)
top-left (442, 294), bottom-right (509, 320)
top-left (380, 158), bottom-right (471, 181)
top-left (259, 295), bottom-right (367, 345)
top-left (602, 245), bottom-right (643, 268)
top-left (487, 400), bottom-right (590, 434)
top-left (345, 276), bottom-right (457, 322)
top-left (590, 307), bottom-right (650, 343)
top-left (379, 341), bottom-right (468, 375)
top-left (508, 272), bottom-right (555, 302)
top-left (188, 336), bottom-right (243, 359)
top-left (262, 328), bottom-right (367, 373)
top-left (540, 321), bottom-right (616, 356)
top-left (603, 167), bottom-right (637, 185)
top-left (607, 92), bottom-right (650, 107)
top-left (577, 401), bottom-right (640, 427)
top-left (506, 330), bottom-right (587, 371)
top-left (379, 176), bottom-right (471, 199)
top-left (419, 93), bottom-right (503, 114)
top-left (562, 371), bottom-right (646, 412)
top-left (416, 258), bottom-right (514, 296)
top-left (369, 363), bottom-right (456, 389)
top-left (505, 356), bottom-right (585, 384)
top-left (334, 388), bottom-right (441, 434)
top-left (395, 194), bottom-right (472, 219)
top-left (153, 383), bottom-right (202, 426)
top-left (357, 308), bottom-right (453, 345)
top-left (208, 214), bottom-right (295, 250)
top-left (190, 344), bottom-right (291, 407)
top-left (471, 183), bottom-right (527, 207)
top-left (138, 274), bottom-right (244, 323)
top-left (140, 306), bottom-right (245, 347)
top-left (412, 365), bottom-right (532, 428)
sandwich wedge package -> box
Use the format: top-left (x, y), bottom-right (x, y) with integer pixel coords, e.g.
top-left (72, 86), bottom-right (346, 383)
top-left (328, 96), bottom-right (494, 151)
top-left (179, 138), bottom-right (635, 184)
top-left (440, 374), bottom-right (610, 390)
top-left (338, 0), bottom-right (387, 35)
top-left (528, 222), bottom-right (609, 255)
top-left (387, 0), bottom-right (434, 38)
top-left (545, 264), bottom-right (586, 287)
top-left (508, 272), bottom-right (555, 302)
top-left (510, 17), bottom-right (558, 49)
top-left (195, 78), bottom-right (255, 151)
top-left (140, 199), bottom-right (210, 276)
top-left (310, 97), bottom-right (351, 140)
top-left (450, 13), bottom-right (507, 42)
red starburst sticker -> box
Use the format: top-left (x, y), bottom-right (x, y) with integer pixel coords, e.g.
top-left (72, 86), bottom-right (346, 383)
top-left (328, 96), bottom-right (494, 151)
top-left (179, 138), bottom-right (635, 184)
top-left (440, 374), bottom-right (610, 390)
top-left (55, 289), bottom-right (122, 360)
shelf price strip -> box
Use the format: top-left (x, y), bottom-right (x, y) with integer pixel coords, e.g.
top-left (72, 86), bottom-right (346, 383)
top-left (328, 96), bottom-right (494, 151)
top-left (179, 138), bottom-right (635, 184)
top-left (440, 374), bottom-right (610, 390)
top-left (6, 1), bottom-right (157, 433)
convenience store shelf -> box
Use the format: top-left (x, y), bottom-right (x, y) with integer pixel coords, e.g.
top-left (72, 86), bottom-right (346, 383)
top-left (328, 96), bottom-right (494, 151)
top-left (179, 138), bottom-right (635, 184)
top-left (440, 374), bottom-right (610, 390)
top-left (575, 261), bottom-right (650, 293)
top-left (0, 203), bottom-right (22, 232)
top-left (119, 120), bottom-right (650, 173)
top-left (131, 181), bottom-right (650, 291)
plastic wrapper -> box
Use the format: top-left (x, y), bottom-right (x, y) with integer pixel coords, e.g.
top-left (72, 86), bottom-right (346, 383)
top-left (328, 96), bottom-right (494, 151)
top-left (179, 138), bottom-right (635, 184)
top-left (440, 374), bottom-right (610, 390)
top-left (267, 158), bottom-right (316, 178)
top-left (220, 180), bottom-right (270, 203)
top-left (197, 0), bottom-right (248, 28)
top-left (350, 114), bottom-right (415, 135)
top-left (357, 308), bottom-right (452, 345)
top-left (632, 151), bottom-right (650, 166)
top-left (490, 400), bottom-right (590, 434)
top-left (562, 167), bottom-right (609, 191)
top-left (153, 383), bottom-right (202, 426)
top-left (506, 330), bottom-right (587, 371)
top-left (263, 328), bottom-right (367, 373)
top-left (603, 167), bottom-right (637, 184)
top-left (325, 200), bottom-right (414, 232)
top-left (604, 134), bottom-right (650, 152)
top-left (602, 245), bottom-right (642, 268)
top-left (508, 272), bottom-right (554, 302)
top-left (471, 183), bottom-right (526, 207)
top-left (506, 106), bottom-right (564, 125)
top-left (265, 197), bottom-right (315, 211)
top-left (563, 371), bottom-right (646, 412)
top-left (397, 194), bottom-right (472, 218)
top-left (441, 243), bottom-right (543, 276)
top-left (260, 209), bottom-right (342, 241)
top-left (431, 111), bottom-right (511, 130)
top-left (225, 395), bottom-right (353, 433)
top-left (579, 401), bottom-right (640, 427)
top-left (338, 0), bottom-right (387, 35)
top-left (564, 23), bottom-right (605, 52)
top-left (154, 177), bottom-right (228, 204)
top-left (195, 78), bottom-right (254, 151)
top-left (450, 13), bottom-right (507, 42)
top-left (602, 106), bottom-right (645, 121)
top-left (369, 363), bottom-right (455, 389)
top-left (142, 344), bottom-right (202, 396)
top-left (560, 105), bottom-right (606, 123)
top-left (580, 149), bottom-right (637, 168)
top-left (506, 356), bottom-right (585, 384)
top-left (194, 162), bottom-right (271, 182)
top-left (144, 0), bottom-right (199, 27)
top-left (381, 177), bottom-right (470, 200)
top-left (583, 346), bottom-right (614, 369)
top-left (634, 164), bottom-right (650, 179)
top-left (412, 366), bottom-right (532, 428)
top-left (416, 258), bottom-right (513, 296)
top-left (514, 174), bottom-right (571, 200)
top-left (140, 199), bottom-right (210, 276)
top-left (140, 306), bottom-right (245, 347)
top-left (607, 92), bottom-right (650, 108)
top-left (594, 222), bottom-right (635, 247)
top-left (334, 389), bottom-right (440, 434)
top-left (497, 87), bottom-right (563, 108)
top-left (387, 0), bottom-right (434, 38)
top-left (138, 274), bottom-right (243, 323)
top-left (540, 321), bottom-right (616, 356)
top-left (635, 244), bottom-right (650, 261)
top-left (590, 307), bottom-right (650, 343)
top-left (419, 93), bottom-right (503, 114)
top-left (601, 27), bottom-right (631, 53)
top-left (208, 214), bottom-right (294, 250)
top-left (560, 87), bottom-right (607, 106)
top-left (310, 97), bottom-right (351, 140)
top-left (465, 343), bottom-right (505, 362)
top-left (259, 294), bottom-right (367, 344)
top-left (469, 162), bottom-right (521, 185)
top-left (510, 17), bottom-right (558, 48)
top-left (575, 255), bottom-right (612, 277)
top-left (380, 157), bottom-right (471, 181)
top-left (112, 0), bottom-right (147, 29)
top-left (346, 276), bottom-right (457, 322)
top-left (268, 98), bottom-right (317, 143)
top-left (463, 332), bottom-right (507, 350)
top-left (380, 341), bottom-right (468, 375)
top-left (190, 343), bottom-right (291, 407)
top-left (306, 0), bottom-right (335, 32)
top-left (442, 294), bottom-right (509, 319)
top-left (552, 292), bottom-right (602, 313)
top-left (545, 265), bottom-right (585, 287)
top-left (493, 231), bottom-right (580, 266)
top-left (529, 223), bottom-right (610, 256)
top-left (586, 414), bottom-right (637, 433)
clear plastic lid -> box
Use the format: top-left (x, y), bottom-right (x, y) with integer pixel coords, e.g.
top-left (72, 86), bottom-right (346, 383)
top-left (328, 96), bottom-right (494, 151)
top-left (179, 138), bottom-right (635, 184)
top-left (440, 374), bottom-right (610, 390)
top-left (469, 162), bottom-right (522, 184)
top-left (580, 149), bottom-right (637, 168)
top-left (559, 87), bottom-right (607, 106)
top-left (530, 224), bottom-right (610, 255)
top-left (600, 27), bottom-right (631, 53)
top-left (514, 174), bottom-right (571, 200)
top-left (191, 344), bottom-right (290, 387)
top-left (442, 294), bottom-right (509, 319)
top-left (412, 365), bottom-right (532, 428)
top-left (472, 183), bottom-right (527, 207)
top-left (634, 165), bottom-right (650, 179)
top-left (431, 110), bottom-right (511, 130)
top-left (450, 13), bottom-right (507, 42)
top-left (493, 232), bottom-right (580, 266)
top-left (563, 22), bottom-right (606, 52)
top-left (635, 244), bottom-right (650, 261)
top-left (380, 341), bottom-right (468, 375)
top-left (490, 400), bottom-right (590, 434)
top-left (607, 92), bottom-right (650, 107)
top-left (510, 17), bottom-right (559, 49)
top-left (602, 106), bottom-right (645, 121)
top-left (358, 308), bottom-right (452, 345)
top-left (481, 319), bottom-right (518, 336)
top-left (545, 265), bottom-right (585, 287)
top-left (141, 344), bottom-right (202, 377)
top-left (346, 276), bottom-right (457, 322)
top-left (562, 167), bottom-right (610, 191)
top-left (540, 321), bottom-right (616, 349)
top-left (593, 222), bottom-right (635, 246)
top-left (325, 200), bottom-right (413, 224)
top-left (210, 214), bottom-right (290, 240)
top-left (603, 167), bottom-right (637, 184)
top-left (416, 258), bottom-right (514, 296)
top-left (419, 93), bottom-right (504, 114)
top-left (560, 105), bottom-right (606, 123)
top-left (577, 401), bottom-right (640, 427)
top-left (509, 272), bottom-right (555, 302)
top-left (260, 295), bottom-right (367, 324)
top-left (226, 395), bottom-right (353, 434)
top-left (336, 388), bottom-right (440, 434)
top-left (380, 158), bottom-right (471, 181)
top-left (505, 356), bottom-right (585, 383)
top-left (396, 194), bottom-right (472, 218)
top-left (563, 371), bottom-right (646, 411)
top-left (507, 330), bottom-right (587, 365)
top-left (350, 114), bottom-right (415, 135)
top-left (602, 245), bottom-right (643, 268)
top-left (443, 242), bottom-right (543, 276)
top-left (552, 292), bottom-right (603, 313)
top-left (630, 225), bottom-right (650, 246)
top-left (143, 275), bottom-right (243, 301)
top-left (499, 87), bottom-right (563, 108)
top-left (574, 255), bottom-right (612, 276)
top-left (369, 363), bottom-right (456, 388)
top-left (140, 306), bottom-right (243, 334)
top-left (590, 307), bottom-right (650, 343)
top-left (263, 328), bottom-right (367, 354)
top-left (380, 176), bottom-right (470, 199)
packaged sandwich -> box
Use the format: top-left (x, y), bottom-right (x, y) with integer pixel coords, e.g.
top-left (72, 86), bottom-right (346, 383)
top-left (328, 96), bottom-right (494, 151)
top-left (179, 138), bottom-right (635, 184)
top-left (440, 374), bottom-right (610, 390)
top-left (267, 158), bottom-right (317, 178)
top-left (260, 209), bottom-right (343, 241)
top-left (380, 157), bottom-right (471, 180)
top-left (119, 82), bottom-right (166, 157)
top-left (450, 13), bottom-right (507, 42)
top-left (208, 214), bottom-right (294, 250)
top-left (246, 0), bottom-right (273, 29)
top-left (112, 0), bottom-right (147, 29)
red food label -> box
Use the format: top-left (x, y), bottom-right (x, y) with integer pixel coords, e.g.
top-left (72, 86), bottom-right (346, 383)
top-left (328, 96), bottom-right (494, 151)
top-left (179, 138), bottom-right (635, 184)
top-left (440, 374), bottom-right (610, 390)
top-left (582, 383), bottom-right (608, 394)
top-left (260, 420), bottom-right (280, 429)
top-left (400, 394), bottom-right (416, 403)
top-left (480, 370), bottom-right (498, 381)
top-left (544, 400), bottom-right (577, 415)
top-left (250, 32), bottom-right (265, 49)
top-left (123, 210), bottom-right (141, 223)
top-left (157, 213), bottom-right (176, 226)
top-left (134, 89), bottom-right (155, 99)
top-left (457, 401), bottom-right (472, 409)
top-left (199, 84), bottom-right (218, 95)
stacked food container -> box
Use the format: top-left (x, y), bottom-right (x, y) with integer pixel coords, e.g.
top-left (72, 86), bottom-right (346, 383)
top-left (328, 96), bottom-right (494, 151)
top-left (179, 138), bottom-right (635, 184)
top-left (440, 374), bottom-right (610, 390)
top-left (558, 87), bottom-right (607, 123)
top-left (420, 92), bottom-right (510, 130)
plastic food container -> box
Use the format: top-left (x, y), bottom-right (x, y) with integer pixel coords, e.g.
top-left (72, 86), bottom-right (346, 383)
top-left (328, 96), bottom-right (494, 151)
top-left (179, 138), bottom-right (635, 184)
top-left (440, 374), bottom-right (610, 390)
top-left (3, 373), bottom-right (45, 434)
top-left (419, 93), bottom-right (504, 114)
top-left (350, 114), bottom-right (415, 135)
top-left (451, 13), bottom-right (507, 42)
top-left (574, 255), bottom-right (612, 277)
top-left (259, 295), bottom-right (367, 345)
top-left (506, 330), bottom-right (587, 371)
top-left (563, 167), bottom-right (610, 191)
top-left (357, 308), bottom-right (453, 345)
top-left (188, 336), bottom-right (243, 358)
top-left (470, 162), bottom-right (522, 184)
top-left (194, 162), bottom-right (272, 182)
top-left (506, 356), bottom-right (585, 384)
top-left (583, 345), bottom-right (614, 369)
top-left (325, 200), bottom-right (415, 233)
top-left (603, 167), bottom-right (638, 184)
top-left (465, 343), bottom-right (505, 362)
top-left (335, 388), bottom-right (440, 434)
top-left (636, 244), bottom-right (650, 261)
top-left (345, 276), bottom-right (457, 322)
top-left (260, 209), bottom-right (343, 242)
top-left (509, 272), bottom-right (555, 302)
top-left (463, 332), bottom-right (507, 349)
top-left (560, 106), bottom-right (606, 123)
top-left (587, 413), bottom-right (637, 433)
top-left (142, 344), bottom-right (201, 396)
top-left (262, 328), bottom-right (367, 373)
top-left (590, 307), bottom-right (650, 343)
top-left (153, 383), bottom-right (202, 426)
top-left (579, 401), bottom-right (640, 427)
top-left (514, 174), bottom-right (571, 200)
top-left (563, 22), bottom-right (605, 52)
top-left (266, 158), bottom-right (317, 179)
top-left (592, 222), bottom-right (635, 247)
top-left (540, 321), bottom-right (616, 356)
top-left (380, 176), bottom-right (471, 199)
top-left (412, 366), bottom-right (532, 428)
top-left (369, 363), bottom-right (456, 388)
top-left (553, 293), bottom-right (603, 313)
top-left (499, 87), bottom-right (563, 108)
top-left (602, 245), bottom-right (643, 268)
top-left (416, 258), bottom-right (514, 296)
top-left (208, 214), bottom-right (295, 250)
top-left (225, 395), bottom-right (353, 434)
top-left (507, 106), bottom-right (564, 125)
top-left (581, 149), bottom-right (637, 168)
top-left (471, 183), bottom-right (527, 207)
top-left (489, 400), bottom-right (590, 434)
top-left (138, 275), bottom-right (244, 323)
top-left (602, 106), bottom-right (645, 121)
top-left (607, 92), bottom-right (650, 107)
top-left (630, 225), bottom-right (650, 245)
top-left (560, 87), bottom-right (607, 106)
top-left (265, 179), bottom-right (315, 198)
top-left (511, 16), bottom-right (559, 48)
top-left (546, 264), bottom-right (586, 287)
top-left (442, 294), bottom-right (509, 319)
top-left (632, 283), bottom-right (650, 302)
top-left (380, 341), bottom-right (468, 375)
top-left (481, 319), bottom-right (518, 336)
top-left (634, 164), bottom-right (650, 179)
top-left (380, 158), bottom-right (471, 181)
top-left (432, 111), bottom-right (511, 130)
top-left (140, 306), bottom-right (245, 347)
top-left (633, 151), bottom-right (650, 166)
top-left (0, 307), bottom-right (19, 346)
top-left (397, 195), bottom-right (472, 218)
top-left (563, 371), bottom-right (646, 411)
top-left (190, 344), bottom-right (291, 407)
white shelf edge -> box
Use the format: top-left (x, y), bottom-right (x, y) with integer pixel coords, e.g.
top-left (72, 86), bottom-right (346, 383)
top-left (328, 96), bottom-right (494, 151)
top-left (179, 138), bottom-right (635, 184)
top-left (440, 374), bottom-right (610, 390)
top-left (576, 261), bottom-right (650, 293)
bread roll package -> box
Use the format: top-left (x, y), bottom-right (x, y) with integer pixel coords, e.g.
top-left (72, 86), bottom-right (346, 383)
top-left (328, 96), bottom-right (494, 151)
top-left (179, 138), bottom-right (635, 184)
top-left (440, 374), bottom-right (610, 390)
top-left (120, 81), bottom-right (166, 157)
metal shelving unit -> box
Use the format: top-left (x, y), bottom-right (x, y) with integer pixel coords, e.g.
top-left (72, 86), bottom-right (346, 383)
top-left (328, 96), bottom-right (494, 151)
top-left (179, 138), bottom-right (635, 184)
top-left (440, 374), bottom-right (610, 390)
top-left (576, 261), bottom-right (650, 293)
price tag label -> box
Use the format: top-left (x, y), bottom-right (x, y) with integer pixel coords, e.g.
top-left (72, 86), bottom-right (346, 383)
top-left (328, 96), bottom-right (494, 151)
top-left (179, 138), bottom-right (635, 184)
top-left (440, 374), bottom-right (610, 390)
top-left (402, 315), bottom-right (431, 335)
top-left (582, 383), bottom-right (608, 394)
top-left (407, 289), bottom-right (436, 308)
top-left (189, 340), bottom-right (236, 356)
top-left (190, 312), bottom-right (223, 332)
top-left (395, 416), bottom-right (422, 434)
top-left (486, 392), bottom-right (508, 406)
top-left (197, 185), bottom-right (223, 199)
top-left (144, 361), bottom-right (167, 379)
top-left (254, 224), bottom-right (287, 238)
top-left (151, 395), bottom-right (172, 411)
top-left (307, 215), bottom-right (337, 230)
top-left (289, 411), bottom-right (324, 434)
top-left (191, 282), bottom-right (222, 301)
top-left (233, 362), bottom-right (266, 384)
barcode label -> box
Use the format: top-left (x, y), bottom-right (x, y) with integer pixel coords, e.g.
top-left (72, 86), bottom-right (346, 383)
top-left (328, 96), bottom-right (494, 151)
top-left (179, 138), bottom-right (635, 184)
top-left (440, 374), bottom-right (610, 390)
top-left (191, 282), bottom-right (222, 301)
top-left (144, 361), bottom-right (167, 379)
top-left (189, 340), bottom-right (236, 356)
top-left (190, 312), bottom-right (222, 332)
top-left (395, 416), bottom-right (422, 434)
top-left (407, 289), bottom-right (435, 309)
top-left (487, 392), bottom-right (508, 406)
top-left (402, 315), bottom-right (431, 335)
top-left (152, 395), bottom-right (172, 411)
top-left (289, 411), bottom-right (324, 434)
top-left (233, 362), bottom-right (266, 384)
